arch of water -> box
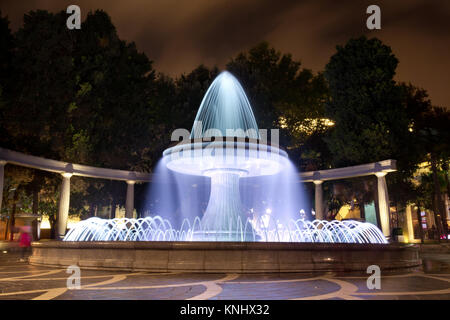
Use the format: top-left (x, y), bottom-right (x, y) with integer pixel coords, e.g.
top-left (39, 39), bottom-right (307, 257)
top-left (64, 216), bottom-right (387, 244)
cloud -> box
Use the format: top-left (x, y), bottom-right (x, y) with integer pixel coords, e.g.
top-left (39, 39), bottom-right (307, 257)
top-left (1, 0), bottom-right (449, 107)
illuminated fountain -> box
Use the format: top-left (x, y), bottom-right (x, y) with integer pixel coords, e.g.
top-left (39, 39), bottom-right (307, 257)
top-left (160, 71), bottom-right (292, 241)
top-left (64, 71), bottom-right (387, 244)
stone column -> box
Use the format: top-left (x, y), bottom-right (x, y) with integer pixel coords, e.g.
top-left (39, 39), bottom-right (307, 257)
top-left (57, 173), bottom-right (72, 239)
top-left (405, 205), bottom-right (415, 243)
top-left (313, 180), bottom-right (324, 220)
top-left (0, 161), bottom-right (6, 215)
top-left (376, 172), bottom-right (391, 238)
top-left (125, 180), bottom-right (135, 219)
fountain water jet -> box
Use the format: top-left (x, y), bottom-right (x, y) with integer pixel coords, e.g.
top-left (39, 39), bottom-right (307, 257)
top-left (161, 71), bottom-right (295, 241)
top-left (64, 71), bottom-right (387, 244)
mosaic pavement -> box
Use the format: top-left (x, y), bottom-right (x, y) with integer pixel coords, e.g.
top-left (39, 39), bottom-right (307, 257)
top-left (0, 251), bottom-right (449, 300)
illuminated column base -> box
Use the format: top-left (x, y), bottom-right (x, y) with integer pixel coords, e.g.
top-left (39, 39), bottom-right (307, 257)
top-left (200, 171), bottom-right (251, 241)
top-left (376, 172), bottom-right (391, 238)
top-left (57, 173), bottom-right (72, 239)
top-left (125, 181), bottom-right (135, 219)
top-left (314, 180), bottom-right (324, 220)
top-left (405, 204), bottom-right (415, 243)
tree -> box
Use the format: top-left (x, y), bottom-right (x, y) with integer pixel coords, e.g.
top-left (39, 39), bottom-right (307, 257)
top-left (1, 10), bottom-right (164, 233)
top-left (322, 36), bottom-right (450, 229)
top-left (3, 10), bottom-right (77, 159)
top-left (67, 10), bottom-right (163, 215)
top-left (71, 10), bottom-right (157, 171)
top-left (324, 36), bottom-right (409, 167)
top-left (386, 84), bottom-right (434, 234)
top-left (415, 106), bottom-right (450, 238)
top-left (0, 11), bottom-right (13, 130)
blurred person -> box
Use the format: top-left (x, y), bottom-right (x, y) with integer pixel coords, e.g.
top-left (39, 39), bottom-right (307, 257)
top-left (19, 226), bottom-right (32, 262)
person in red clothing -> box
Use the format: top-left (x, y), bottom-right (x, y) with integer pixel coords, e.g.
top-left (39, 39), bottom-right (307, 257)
top-left (18, 226), bottom-right (32, 262)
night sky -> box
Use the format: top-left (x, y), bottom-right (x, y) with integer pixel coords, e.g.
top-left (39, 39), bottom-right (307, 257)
top-left (2, 0), bottom-right (449, 108)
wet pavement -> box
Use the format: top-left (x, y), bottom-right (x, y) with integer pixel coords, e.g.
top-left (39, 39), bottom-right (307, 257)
top-left (0, 247), bottom-right (449, 300)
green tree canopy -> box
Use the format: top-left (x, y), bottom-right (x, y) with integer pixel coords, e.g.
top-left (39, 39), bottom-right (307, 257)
top-left (324, 36), bottom-right (409, 166)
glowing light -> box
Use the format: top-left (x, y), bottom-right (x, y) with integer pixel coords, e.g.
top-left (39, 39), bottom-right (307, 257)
top-left (40, 215), bottom-right (80, 229)
top-left (40, 216), bottom-right (51, 229)
top-left (265, 208), bottom-right (272, 214)
top-left (279, 117), bottom-right (288, 129)
top-left (278, 117), bottom-right (335, 134)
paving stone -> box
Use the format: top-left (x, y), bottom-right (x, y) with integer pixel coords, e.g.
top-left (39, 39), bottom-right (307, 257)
top-left (0, 251), bottom-right (449, 300)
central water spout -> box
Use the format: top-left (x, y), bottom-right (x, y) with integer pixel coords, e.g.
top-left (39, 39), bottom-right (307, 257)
top-left (190, 71), bottom-right (259, 140)
top-left (162, 71), bottom-right (287, 241)
top-left (199, 171), bottom-right (247, 240)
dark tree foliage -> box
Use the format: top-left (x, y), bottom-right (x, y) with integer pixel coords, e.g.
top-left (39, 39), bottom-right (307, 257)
top-left (0, 11), bottom-right (13, 92)
top-left (2, 10), bottom-right (77, 158)
top-left (324, 36), bottom-right (409, 166)
top-left (0, 11), bottom-right (14, 144)
top-left (0, 10), bottom-right (161, 228)
top-left (71, 10), bottom-right (157, 171)
top-left (324, 36), bottom-right (449, 230)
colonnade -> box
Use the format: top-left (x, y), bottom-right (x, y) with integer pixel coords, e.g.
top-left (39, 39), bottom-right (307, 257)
top-left (0, 147), bottom-right (396, 239)
top-left (311, 171), bottom-right (392, 237)
top-left (0, 148), bottom-right (149, 238)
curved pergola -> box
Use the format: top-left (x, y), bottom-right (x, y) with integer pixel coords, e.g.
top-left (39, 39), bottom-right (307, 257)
top-left (0, 147), bottom-right (396, 238)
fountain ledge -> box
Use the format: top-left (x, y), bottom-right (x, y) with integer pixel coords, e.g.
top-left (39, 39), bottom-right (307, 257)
top-left (30, 241), bottom-right (421, 273)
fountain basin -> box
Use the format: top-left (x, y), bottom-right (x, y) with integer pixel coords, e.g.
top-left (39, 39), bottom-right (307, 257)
top-left (163, 137), bottom-right (288, 177)
top-left (30, 241), bottom-right (420, 273)
top-left (161, 137), bottom-right (291, 240)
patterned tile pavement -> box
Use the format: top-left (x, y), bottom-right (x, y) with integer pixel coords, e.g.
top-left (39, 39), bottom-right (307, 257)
top-left (0, 250), bottom-right (449, 300)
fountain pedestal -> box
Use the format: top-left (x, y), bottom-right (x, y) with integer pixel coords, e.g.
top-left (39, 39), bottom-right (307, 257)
top-left (196, 171), bottom-right (255, 241)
